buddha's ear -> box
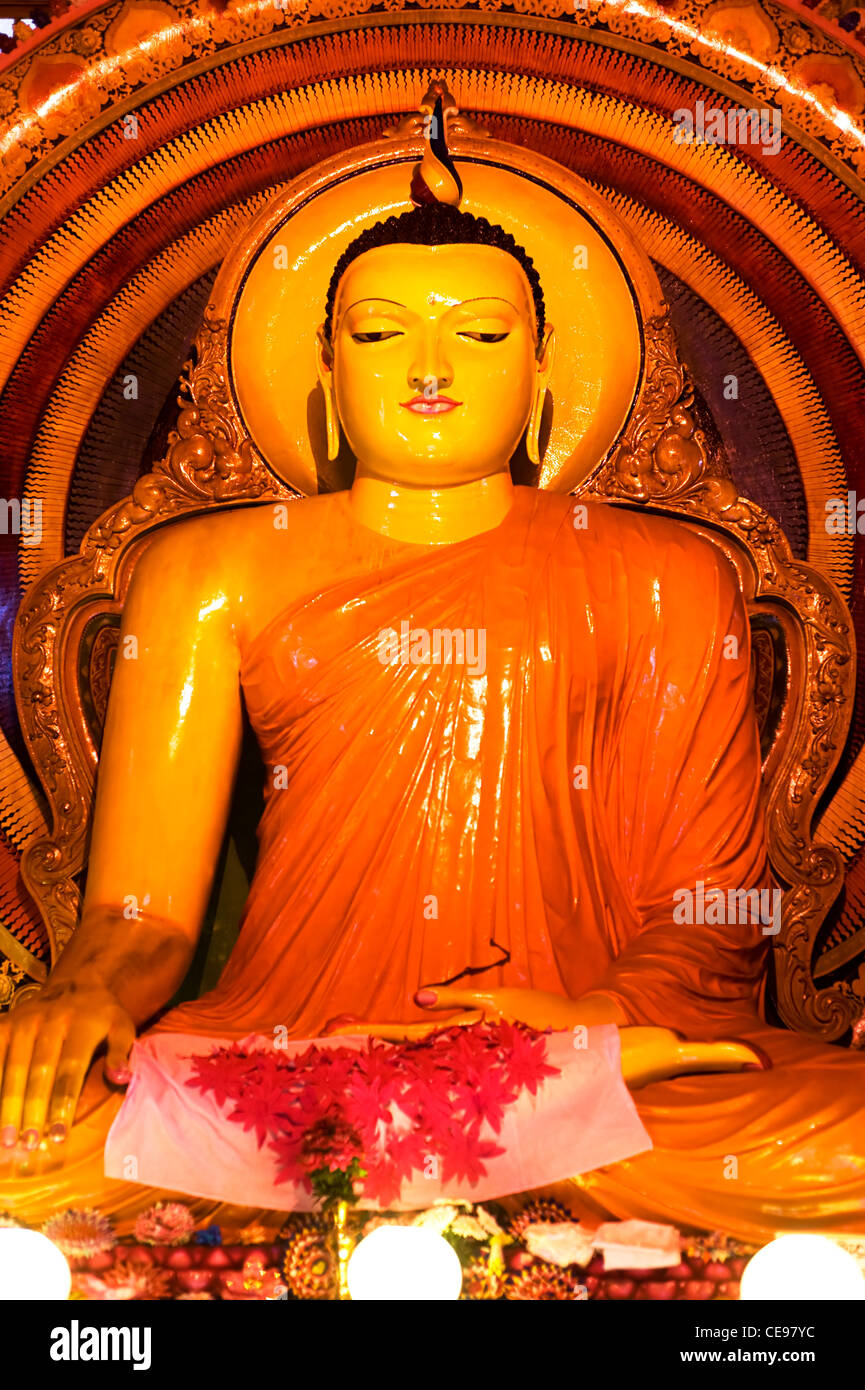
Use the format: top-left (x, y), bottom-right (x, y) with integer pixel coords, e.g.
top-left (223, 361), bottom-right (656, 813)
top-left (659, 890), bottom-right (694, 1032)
top-left (315, 325), bottom-right (340, 462)
top-left (527, 324), bottom-right (555, 468)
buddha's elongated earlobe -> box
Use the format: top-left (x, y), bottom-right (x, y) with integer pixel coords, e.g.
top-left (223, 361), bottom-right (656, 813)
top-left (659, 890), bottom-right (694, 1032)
top-left (527, 325), bottom-right (555, 468)
top-left (323, 384), bottom-right (341, 463)
top-left (315, 325), bottom-right (341, 462)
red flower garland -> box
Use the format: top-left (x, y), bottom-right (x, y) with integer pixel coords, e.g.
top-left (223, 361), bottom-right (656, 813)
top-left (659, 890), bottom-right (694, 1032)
top-left (185, 1021), bottom-right (560, 1207)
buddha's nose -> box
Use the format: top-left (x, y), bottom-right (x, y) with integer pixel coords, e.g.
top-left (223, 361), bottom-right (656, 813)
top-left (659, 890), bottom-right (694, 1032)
top-left (408, 365), bottom-right (455, 397)
top-left (408, 333), bottom-right (453, 395)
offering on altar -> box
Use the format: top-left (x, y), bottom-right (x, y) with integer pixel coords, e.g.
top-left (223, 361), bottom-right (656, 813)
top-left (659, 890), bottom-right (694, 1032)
top-left (104, 1023), bottom-right (651, 1211)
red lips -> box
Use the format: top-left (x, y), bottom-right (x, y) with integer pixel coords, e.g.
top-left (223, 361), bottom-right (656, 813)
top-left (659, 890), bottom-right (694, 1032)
top-left (400, 395), bottom-right (462, 414)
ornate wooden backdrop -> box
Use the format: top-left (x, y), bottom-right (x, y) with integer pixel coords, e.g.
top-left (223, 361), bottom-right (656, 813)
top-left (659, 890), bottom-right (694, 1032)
top-left (0, 0), bottom-right (863, 1008)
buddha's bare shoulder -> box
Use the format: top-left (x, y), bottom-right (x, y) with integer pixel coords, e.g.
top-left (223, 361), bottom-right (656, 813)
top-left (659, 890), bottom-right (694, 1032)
top-left (127, 495), bottom-right (342, 640)
top-left (132, 494), bottom-right (341, 584)
top-left (138, 494), bottom-right (332, 558)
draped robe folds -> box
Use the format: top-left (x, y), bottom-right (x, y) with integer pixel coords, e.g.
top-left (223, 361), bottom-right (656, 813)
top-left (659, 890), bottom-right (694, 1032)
top-left (157, 487), bottom-right (774, 1039)
top-left (6, 488), bottom-right (865, 1240)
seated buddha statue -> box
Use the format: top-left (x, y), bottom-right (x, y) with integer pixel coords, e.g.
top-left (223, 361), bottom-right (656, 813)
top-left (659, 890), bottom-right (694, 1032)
top-left (2, 114), bottom-right (865, 1248)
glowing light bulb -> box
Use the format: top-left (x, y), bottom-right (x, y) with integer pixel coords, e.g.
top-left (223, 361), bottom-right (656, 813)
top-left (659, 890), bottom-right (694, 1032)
top-left (740, 1234), bottom-right (865, 1301)
top-left (0, 1228), bottom-right (72, 1300)
top-left (347, 1225), bottom-right (463, 1301)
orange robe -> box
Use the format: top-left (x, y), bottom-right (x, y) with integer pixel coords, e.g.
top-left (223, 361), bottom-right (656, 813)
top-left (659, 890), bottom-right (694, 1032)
top-left (5, 488), bottom-right (865, 1241)
top-left (159, 487), bottom-right (771, 1038)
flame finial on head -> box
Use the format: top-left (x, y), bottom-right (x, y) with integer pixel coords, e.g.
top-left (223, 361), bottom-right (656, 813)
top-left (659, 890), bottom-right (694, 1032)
top-left (410, 88), bottom-right (463, 208)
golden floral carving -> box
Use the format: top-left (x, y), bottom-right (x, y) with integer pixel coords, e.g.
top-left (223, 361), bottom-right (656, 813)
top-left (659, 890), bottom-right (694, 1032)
top-left (68, 25), bottom-right (106, 58)
top-left (703, 1), bottom-right (780, 66)
top-left (785, 22), bottom-right (814, 56)
top-left (588, 313), bottom-right (717, 502)
top-left (790, 52), bottom-right (865, 114)
top-left (87, 623), bottom-right (120, 736)
top-left (383, 78), bottom-right (489, 140)
top-left (0, 958), bottom-right (25, 1012)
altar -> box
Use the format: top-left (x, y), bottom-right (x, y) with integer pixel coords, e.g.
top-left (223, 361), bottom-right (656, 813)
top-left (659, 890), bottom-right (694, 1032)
top-left (1, 0), bottom-right (865, 1304)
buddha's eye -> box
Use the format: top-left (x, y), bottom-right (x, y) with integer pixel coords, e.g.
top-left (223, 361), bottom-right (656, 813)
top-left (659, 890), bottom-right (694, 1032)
top-left (458, 330), bottom-right (510, 344)
top-left (351, 330), bottom-right (403, 343)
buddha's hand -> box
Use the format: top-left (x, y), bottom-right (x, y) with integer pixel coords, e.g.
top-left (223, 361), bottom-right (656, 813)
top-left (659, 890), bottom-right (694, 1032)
top-left (617, 1030), bottom-right (767, 1089)
top-left (324, 985), bottom-right (768, 1089)
top-left (0, 981), bottom-right (136, 1157)
top-left (325, 985), bottom-right (629, 1037)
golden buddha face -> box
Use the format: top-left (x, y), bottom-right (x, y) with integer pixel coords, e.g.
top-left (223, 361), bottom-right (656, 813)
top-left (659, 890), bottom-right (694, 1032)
top-left (317, 242), bottom-right (554, 486)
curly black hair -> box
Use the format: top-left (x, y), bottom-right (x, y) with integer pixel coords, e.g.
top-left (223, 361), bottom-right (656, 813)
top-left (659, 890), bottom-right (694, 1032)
top-left (323, 202), bottom-right (546, 347)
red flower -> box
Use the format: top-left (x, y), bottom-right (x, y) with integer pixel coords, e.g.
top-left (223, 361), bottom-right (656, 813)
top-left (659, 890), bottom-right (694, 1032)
top-left (299, 1116), bottom-right (363, 1174)
top-left (360, 1040), bottom-right (405, 1091)
top-left (270, 1130), bottom-right (308, 1187)
top-left (187, 1021), bottom-right (559, 1206)
top-left (357, 1157), bottom-right (403, 1209)
top-left (440, 1126), bottom-right (506, 1187)
top-left (387, 1129), bottom-right (432, 1178)
top-left (287, 1051), bottom-right (358, 1118)
top-left (398, 1077), bottom-right (455, 1139)
top-left (503, 1029), bottom-right (561, 1096)
top-left (343, 1076), bottom-right (394, 1138)
top-left (228, 1079), bottom-right (283, 1149)
top-left (452, 1069), bottom-right (520, 1134)
top-left (185, 1048), bottom-right (255, 1107)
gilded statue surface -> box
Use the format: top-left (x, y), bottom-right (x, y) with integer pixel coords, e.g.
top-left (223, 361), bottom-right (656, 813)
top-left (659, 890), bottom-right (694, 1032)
top-left (2, 92), bottom-right (864, 1244)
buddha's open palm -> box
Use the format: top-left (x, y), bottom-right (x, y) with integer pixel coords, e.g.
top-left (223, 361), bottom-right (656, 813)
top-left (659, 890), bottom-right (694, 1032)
top-left (324, 984), bottom-right (768, 1089)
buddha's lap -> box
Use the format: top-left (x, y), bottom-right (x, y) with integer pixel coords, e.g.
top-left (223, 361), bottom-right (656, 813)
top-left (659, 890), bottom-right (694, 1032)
top-left (628, 1017), bottom-right (865, 1164)
top-left (3, 1020), bottom-right (862, 1233)
top-left (18, 1015), bottom-right (865, 1152)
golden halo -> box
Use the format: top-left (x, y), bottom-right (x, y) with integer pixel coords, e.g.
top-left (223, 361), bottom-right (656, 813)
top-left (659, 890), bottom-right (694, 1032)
top-left (226, 139), bottom-right (660, 495)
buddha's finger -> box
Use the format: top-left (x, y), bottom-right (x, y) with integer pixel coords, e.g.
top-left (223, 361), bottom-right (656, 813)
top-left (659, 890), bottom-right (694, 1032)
top-left (19, 1024), bottom-right (68, 1147)
top-left (0, 1017), bottom-right (38, 1149)
top-left (618, 1027), bottom-right (686, 1088)
top-left (45, 1023), bottom-right (107, 1135)
top-left (103, 1008), bottom-right (136, 1084)
top-left (326, 1011), bottom-right (485, 1041)
top-left (322, 1013), bottom-right (363, 1036)
top-left (675, 1039), bottom-right (767, 1075)
top-left (325, 1021), bottom-right (432, 1040)
top-left (414, 987), bottom-right (501, 1014)
top-left (365, 1023), bottom-right (439, 1040)
top-left (396, 1010), bottom-right (487, 1039)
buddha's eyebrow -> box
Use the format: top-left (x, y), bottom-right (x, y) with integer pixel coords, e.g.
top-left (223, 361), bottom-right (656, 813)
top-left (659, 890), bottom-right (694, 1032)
top-left (455, 296), bottom-right (519, 310)
top-left (343, 296), bottom-right (519, 312)
top-left (344, 298), bottom-right (407, 312)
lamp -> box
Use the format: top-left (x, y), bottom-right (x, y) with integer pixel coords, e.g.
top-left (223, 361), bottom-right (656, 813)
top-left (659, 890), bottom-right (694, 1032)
top-left (0, 1227), bottom-right (72, 1300)
top-left (740, 1234), bottom-right (865, 1300)
top-left (347, 1225), bottom-right (463, 1301)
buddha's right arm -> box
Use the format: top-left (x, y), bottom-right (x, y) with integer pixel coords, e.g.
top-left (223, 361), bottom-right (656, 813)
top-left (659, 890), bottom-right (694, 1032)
top-left (0, 522), bottom-right (245, 1147)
